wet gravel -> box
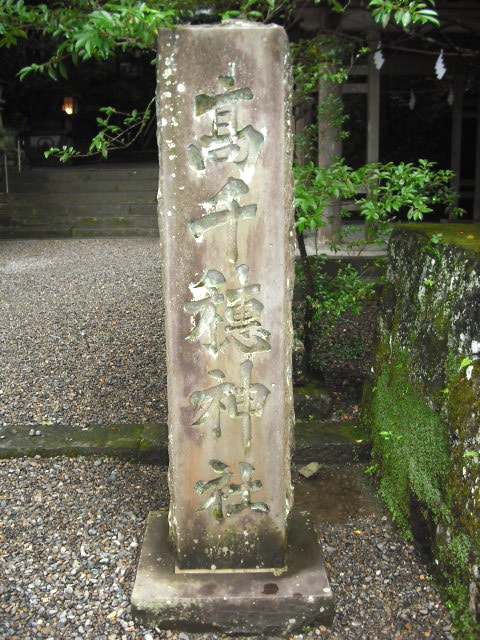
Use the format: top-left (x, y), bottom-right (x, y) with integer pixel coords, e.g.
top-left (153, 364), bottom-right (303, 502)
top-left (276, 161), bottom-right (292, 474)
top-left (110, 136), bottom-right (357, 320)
top-left (0, 239), bottom-right (167, 428)
top-left (315, 515), bottom-right (455, 640)
top-left (0, 239), bottom-right (455, 638)
top-left (0, 457), bottom-right (168, 640)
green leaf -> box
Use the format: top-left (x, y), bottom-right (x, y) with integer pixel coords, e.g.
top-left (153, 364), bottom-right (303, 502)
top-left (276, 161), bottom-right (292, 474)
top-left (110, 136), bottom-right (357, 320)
top-left (221, 10), bottom-right (240, 20)
top-left (18, 66), bottom-right (33, 81)
top-left (417, 8), bottom-right (440, 26)
top-left (380, 12), bottom-right (391, 28)
top-left (0, 27), bottom-right (27, 48)
top-left (47, 66), bottom-right (57, 81)
top-left (460, 357), bottom-right (473, 370)
top-left (430, 233), bottom-right (444, 245)
top-left (58, 61), bottom-right (68, 79)
top-left (464, 451), bottom-right (478, 459)
top-left (401, 11), bottom-right (412, 27)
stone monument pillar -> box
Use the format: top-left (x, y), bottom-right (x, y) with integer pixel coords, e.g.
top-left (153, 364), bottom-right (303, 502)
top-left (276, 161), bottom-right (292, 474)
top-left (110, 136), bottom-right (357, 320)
top-left (132, 21), bottom-right (333, 634)
top-left (158, 20), bottom-right (295, 573)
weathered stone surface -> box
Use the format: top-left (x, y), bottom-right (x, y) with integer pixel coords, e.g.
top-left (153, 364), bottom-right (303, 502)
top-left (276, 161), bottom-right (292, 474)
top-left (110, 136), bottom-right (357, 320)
top-left (294, 384), bottom-right (333, 419)
top-left (131, 510), bottom-right (334, 635)
top-left (294, 419), bottom-right (370, 464)
top-left (0, 423), bottom-right (168, 463)
top-left (298, 461), bottom-right (324, 479)
top-left (363, 224), bottom-right (480, 633)
top-left (292, 336), bottom-right (307, 384)
top-left (156, 22), bottom-right (295, 571)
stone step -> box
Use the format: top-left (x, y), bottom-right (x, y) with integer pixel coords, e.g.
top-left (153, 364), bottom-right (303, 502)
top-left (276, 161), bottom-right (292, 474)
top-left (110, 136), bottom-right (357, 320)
top-left (1, 191), bottom-right (156, 205)
top-left (0, 225), bottom-right (158, 240)
top-left (0, 205), bottom-right (157, 225)
top-left (0, 198), bottom-right (159, 238)
top-left (5, 164), bottom-right (158, 192)
top-left (294, 384), bottom-right (333, 420)
top-left (0, 164), bottom-right (159, 238)
top-left (0, 219), bottom-right (159, 238)
top-left (4, 178), bottom-right (158, 195)
top-left (294, 419), bottom-right (371, 465)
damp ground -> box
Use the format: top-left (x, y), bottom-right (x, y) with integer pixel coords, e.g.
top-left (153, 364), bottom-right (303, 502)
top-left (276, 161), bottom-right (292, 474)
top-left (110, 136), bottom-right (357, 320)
top-left (0, 238), bottom-right (455, 638)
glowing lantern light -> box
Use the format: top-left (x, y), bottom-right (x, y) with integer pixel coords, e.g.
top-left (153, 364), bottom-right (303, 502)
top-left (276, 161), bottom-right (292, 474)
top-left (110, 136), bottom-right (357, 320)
top-left (62, 96), bottom-right (77, 116)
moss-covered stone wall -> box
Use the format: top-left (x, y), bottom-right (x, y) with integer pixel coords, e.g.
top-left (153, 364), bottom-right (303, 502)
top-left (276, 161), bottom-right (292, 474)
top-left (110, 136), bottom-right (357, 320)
top-left (363, 224), bottom-right (479, 638)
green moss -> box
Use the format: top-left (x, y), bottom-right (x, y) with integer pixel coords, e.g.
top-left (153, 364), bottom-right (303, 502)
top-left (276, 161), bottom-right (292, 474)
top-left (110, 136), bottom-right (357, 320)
top-left (397, 223), bottom-right (480, 254)
top-left (369, 350), bottom-right (451, 536)
top-left (445, 361), bottom-right (480, 543)
top-left (431, 298), bottom-right (453, 337)
top-left (295, 382), bottom-right (329, 397)
top-left (76, 216), bottom-right (100, 227)
top-left (111, 217), bottom-right (131, 227)
top-left (138, 423), bottom-right (168, 450)
top-left (367, 347), bottom-right (479, 637)
top-left (296, 418), bottom-right (368, 444)
top-left (447, 362), bottom-right (480, 436)
top-left (436, 532), bottom-right (479, 639)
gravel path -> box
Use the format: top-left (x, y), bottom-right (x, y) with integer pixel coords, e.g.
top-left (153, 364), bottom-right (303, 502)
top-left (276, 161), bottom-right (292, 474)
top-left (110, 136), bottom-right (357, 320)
top-left (0, 239), bottom-right (167, 428)
top-left (0, 239), bottom-right (455, 639)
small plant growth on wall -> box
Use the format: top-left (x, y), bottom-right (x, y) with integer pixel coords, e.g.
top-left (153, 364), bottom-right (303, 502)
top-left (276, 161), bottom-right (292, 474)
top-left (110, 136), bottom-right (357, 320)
top-left (365, 353), bottom-right (451, 535)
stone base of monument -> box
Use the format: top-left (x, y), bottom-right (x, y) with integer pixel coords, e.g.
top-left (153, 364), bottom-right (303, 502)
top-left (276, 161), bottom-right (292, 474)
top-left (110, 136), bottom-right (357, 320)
top-left (131, 510), bottom-right (334, 635)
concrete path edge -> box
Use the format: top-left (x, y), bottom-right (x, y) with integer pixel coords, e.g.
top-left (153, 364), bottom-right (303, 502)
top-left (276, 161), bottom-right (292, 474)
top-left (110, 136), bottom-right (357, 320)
top-left (0, 420), bottom-right (370, 465)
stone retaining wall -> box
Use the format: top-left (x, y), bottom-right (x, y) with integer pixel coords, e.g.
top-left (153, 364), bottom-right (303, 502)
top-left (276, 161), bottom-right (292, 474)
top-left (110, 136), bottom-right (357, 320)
top-left (363, 223), bottom-right (479, 637)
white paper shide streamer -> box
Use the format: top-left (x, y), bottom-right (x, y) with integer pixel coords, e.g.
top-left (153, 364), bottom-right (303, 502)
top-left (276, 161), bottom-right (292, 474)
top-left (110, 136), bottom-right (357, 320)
top-left (435, 50), bottom-right (446, 80)
top-left (373, 43), bottom-right (385, 70)
top-left (409, 89), bottom-right (416, 110)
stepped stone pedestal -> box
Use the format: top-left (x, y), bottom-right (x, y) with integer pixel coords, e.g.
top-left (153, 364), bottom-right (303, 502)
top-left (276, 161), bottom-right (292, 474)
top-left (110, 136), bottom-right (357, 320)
top-left (132, 21), bottom-right (333, 633)
top-left (132, 510), bottom-right (333, 634)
